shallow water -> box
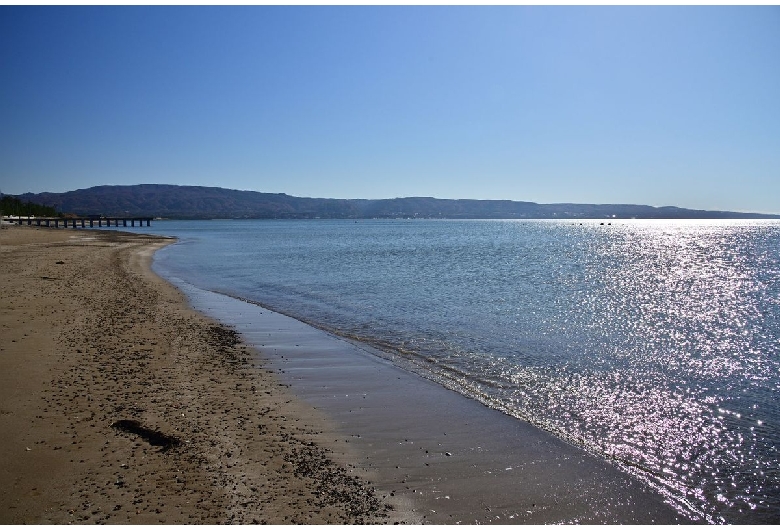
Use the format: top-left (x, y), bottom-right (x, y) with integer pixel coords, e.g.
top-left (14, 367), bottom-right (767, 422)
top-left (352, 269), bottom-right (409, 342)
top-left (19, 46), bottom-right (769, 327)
top-left (134, 218), bottom-right (779, 523)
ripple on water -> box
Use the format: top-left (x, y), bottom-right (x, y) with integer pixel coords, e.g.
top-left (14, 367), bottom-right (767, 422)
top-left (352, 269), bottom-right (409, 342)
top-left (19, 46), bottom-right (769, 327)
top-left (149, 219), bottom-right (780, 523)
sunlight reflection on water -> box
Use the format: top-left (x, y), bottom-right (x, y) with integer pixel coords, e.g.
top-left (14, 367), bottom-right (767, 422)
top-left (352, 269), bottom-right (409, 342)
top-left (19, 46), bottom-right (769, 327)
top-left (481, 220), bottom-right (780, 523)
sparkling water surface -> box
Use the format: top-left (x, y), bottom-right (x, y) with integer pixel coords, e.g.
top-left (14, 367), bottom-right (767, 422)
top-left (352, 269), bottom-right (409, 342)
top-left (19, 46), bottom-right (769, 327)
top-left (137, 219), bottom-right (779, 523)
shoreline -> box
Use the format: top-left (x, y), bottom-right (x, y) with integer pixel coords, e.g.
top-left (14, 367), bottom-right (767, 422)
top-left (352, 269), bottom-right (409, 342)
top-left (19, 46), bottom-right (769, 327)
top-left (158, 239), bottom-right (693, 523)
top-left (1, 224), bottom-right (692, 524)
top-left (0, 225), bottom-right (403, 524)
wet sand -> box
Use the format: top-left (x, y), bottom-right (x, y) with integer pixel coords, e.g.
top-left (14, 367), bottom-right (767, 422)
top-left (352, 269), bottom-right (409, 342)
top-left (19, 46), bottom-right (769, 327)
top-left (1, 224), bottom-right (691, 524)
top-left (0, 225), bottom-right (400, 524)
top-left (172, 280), bottom-right (694, 524)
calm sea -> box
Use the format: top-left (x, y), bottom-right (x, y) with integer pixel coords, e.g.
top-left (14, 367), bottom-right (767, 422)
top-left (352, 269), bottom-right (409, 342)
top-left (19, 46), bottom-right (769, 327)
top-left (131, 218), bottom-right (778, 523)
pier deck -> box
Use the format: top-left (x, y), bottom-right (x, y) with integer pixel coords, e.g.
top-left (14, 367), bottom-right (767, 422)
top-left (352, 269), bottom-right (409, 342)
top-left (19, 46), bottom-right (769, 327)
top-left (2, 216), bottom-right (153, 228)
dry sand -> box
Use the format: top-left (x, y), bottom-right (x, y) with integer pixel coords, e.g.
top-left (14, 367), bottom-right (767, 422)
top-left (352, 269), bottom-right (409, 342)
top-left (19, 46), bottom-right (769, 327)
top-left (0, 225), bottom-right (401, 524)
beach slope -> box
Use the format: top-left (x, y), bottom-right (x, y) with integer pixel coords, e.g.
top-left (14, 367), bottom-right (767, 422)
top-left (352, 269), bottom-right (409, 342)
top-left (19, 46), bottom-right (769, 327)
top-left (0, 226), bottom-right (396, 524)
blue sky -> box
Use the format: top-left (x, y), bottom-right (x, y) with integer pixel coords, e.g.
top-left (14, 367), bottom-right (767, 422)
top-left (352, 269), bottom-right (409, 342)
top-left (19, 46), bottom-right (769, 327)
top-left (1, 6), bottom-right (778, 213)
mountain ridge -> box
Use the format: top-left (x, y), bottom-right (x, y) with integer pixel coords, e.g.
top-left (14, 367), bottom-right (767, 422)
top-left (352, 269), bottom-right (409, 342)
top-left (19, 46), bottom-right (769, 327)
top-left (9, 184), bottom-right (779, 220)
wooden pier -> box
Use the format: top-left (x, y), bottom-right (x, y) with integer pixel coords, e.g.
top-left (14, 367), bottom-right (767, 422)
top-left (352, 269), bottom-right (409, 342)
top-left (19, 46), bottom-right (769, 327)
top-left (2, 216), bottom-right (153, 229)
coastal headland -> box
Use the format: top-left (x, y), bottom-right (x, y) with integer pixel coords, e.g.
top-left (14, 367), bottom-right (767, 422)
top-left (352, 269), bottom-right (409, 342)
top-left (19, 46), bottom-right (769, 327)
top-left (1, 225), bottom-right (691, 524)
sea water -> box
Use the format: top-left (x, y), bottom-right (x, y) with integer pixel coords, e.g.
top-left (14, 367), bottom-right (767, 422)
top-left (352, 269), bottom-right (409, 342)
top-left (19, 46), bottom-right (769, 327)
top-left (128, 218), bottom-right (778, 523)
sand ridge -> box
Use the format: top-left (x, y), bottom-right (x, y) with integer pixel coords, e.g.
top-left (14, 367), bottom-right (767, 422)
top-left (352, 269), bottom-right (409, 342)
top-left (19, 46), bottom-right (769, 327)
top-left (0, 225), bottom-right (400, 524)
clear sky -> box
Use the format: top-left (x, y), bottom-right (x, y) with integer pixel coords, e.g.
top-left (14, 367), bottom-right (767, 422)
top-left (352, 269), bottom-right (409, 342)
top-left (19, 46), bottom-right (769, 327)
top-left (1, 6), bottom-right (778, 213)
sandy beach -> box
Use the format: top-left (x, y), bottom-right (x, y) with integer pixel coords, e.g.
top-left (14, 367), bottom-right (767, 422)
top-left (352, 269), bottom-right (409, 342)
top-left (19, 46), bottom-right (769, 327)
top-left (0, 225), bottom-right (400, 524)
top-left (1, 224), bottom-right (691, 524)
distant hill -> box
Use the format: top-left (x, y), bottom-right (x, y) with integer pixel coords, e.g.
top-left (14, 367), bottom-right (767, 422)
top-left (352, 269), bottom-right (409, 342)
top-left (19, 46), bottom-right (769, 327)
top-left (11, 184), bottom-right (779, 220)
